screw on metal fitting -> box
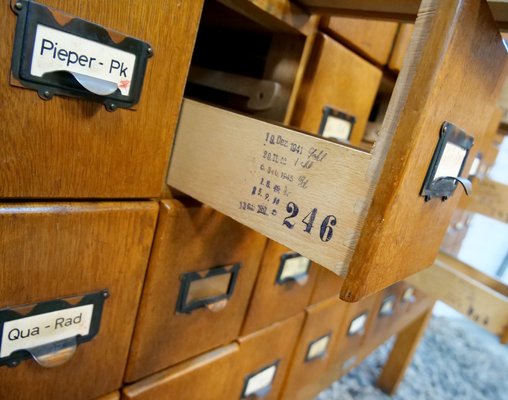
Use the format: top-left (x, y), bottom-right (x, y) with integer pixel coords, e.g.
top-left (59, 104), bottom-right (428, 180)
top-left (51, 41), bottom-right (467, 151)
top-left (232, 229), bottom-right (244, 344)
top-left (14, 2), bottom-right (23, 10)
top-left (147, 47), bottom-right (153, 57)
top-left (102, 290), bottom-right (110, 299)
top-left (106, 102), bottom-right (118, 112)
top-left (38, 90), bottom-right (52, 100)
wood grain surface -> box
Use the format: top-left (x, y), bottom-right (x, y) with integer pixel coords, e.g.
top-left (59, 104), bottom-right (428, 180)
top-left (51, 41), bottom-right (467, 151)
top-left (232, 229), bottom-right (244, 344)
top-left (123, 344), bottom-right (239, 400)
top-left (323, 16), bottom-right (398, 65)
top-left (341, 0), bottom-right (508, 301)
top-left (1, 0), bottom-right (202, 198)
top-left (241, 241), bottom-right (318, 335)
top-left (292, 33), bottom-right (382, 146)
top-left (388, 24), bottom-right (414, 72)
top-left (281, 298), bottom-right (347, 400)
top-left (125, 199), bottom-right (266, 382)
top-left (0, 202), bottom-right (158, 400)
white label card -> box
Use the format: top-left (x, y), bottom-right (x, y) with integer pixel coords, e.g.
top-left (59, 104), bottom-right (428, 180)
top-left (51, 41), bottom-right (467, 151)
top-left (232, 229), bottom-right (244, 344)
top-left (0, 304), bottom-right (94, 358)
top-left (307, 335), bottom-right (330, 360)
top-left (31, 25), bottom-right (136, 96)
top-left (322, 115), bottom-right (352, 141)
top-left (244, 364), bottom-right (277, 397)
top-left (348, 313), bottom-right (367, 336)
top-left (434, 142), bottom-right (467, 180)
top-left (379, 297), bottom-right (395, 316)
top-left (280, 255), bottom-right (310, 281)
top-left (402, 287), bottom-right (415, 303)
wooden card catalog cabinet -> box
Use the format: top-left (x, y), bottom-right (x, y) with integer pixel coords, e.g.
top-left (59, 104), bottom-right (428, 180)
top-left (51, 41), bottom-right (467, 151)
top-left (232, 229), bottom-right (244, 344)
top-left (0, 202), bottom-right (157, 400)
top-left (168, 0), bottom-right (507, 301)
top-left (125, 200), bottom-right (266, 382)
top-left (1, 0), bottom-right (202, 198)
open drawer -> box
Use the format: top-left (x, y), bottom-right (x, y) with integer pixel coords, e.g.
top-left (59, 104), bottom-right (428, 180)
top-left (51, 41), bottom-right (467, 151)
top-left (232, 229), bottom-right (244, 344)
top-left (168, 0), bottom-right (507, 301)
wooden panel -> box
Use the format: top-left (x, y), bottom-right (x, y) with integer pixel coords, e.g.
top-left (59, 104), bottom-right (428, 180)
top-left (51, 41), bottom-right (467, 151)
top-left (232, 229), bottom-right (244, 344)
top-left (281, 298), bottom-right (347, 400)
top-left (328, 294), bottom-right (378, 365)
top-left (123, 344), bottom-right (239, 400)
top-left (0, 0), bottom-right (202, 198)
top-left (367, 283), bottom-right (404, 343)
top-left (168, 99), bottom-right (372, 276)
top-left (341, 0), bottom-right (508, 301)
top-left (96, 392), bottom-right (120, 400)
top-left (292, 33), bottom-right (382, 145)
top-left (0, 202), bottom-right (158, 400)
top-left (388, 24), bottom-right (414, 72)
top-left (241, 241), bottom-right (318, 335)
top-left (309, 264), bottom-right (343, 304)
top-left (125, 200), bottom-right (266, 382)
top-left (463, 179), bottom-right (508, 223)
top-left (323, 16), bottom-right (398, 65)
top-left (229, 313), bottom-right (304, 399)
top-left (295, 0), bottom-right (508, 30)
top-left (407, 255), bottom-right (508, 338)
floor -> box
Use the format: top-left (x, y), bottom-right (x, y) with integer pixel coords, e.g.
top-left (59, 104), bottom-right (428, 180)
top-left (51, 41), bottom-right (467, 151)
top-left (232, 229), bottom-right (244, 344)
top-left (316, 316), bottom-right (508, 400)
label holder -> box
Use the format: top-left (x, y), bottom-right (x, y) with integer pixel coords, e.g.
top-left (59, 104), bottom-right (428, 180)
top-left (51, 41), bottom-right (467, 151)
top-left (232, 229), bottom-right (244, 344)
top-left (176, 263), bottom-right (241, 314)
top-left (378, 295), bottom-right (396, 317)
top-left (275, 253), bottom-right (311, 286)
top-left (421, 121), bottom-right (474, 201)
top-left (318, 106), bottom-right (356, 143)
top-left (241, 360), bottom-right (280, 399)
top-left (304, 332), bottom-right (331, 363)
top-left (0, 289), bottom-right (109, 368)
top-left (347, 311), bottom-right (368, 337)
top-left (10, 0), bottom-right (152, 110)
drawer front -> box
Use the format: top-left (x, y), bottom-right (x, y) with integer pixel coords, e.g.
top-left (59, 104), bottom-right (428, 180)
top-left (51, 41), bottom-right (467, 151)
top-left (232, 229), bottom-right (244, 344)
top-left (292, 33), bottom-right (382, 146)
top-left (309, 264), bottom-right (343, 305)
top-left (0, 202), bottom-right (158, 400)
top-left (125, 200), bottom-right (266, 382)
top-left (329, 294), bottom-right (378, 367)
top-left (241, 241), bottom-right (318, 335)
top-left (1, 0), bottom-right (202, 198)
top-left (123, 344), bottom-right (239, 400)
top-left (367, 283), bottom-right (405, 343)
top-left (281, 298), bottom-right (346, 400)
top-left (323, 17), bottom-right (398, 66)
top-left (96, 392), bottom-right (120, 400)
top-left (230, 313), bottom-right (304, 400)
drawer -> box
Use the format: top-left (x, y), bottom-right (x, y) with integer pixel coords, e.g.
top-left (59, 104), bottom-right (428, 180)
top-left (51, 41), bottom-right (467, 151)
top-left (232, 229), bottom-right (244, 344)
top-left (1, 0), bottom-right (202, 198)
top-left (322, 16), bottom-right (398, 66)
top-left (309, 265), bottom-right (343, 305)
top-left (167, 0), bottom-right (507, 301)
top-left (241, 241), bottom-right (318, 335)
top-left (123, 344), bottom-right (239, 400)
top-left (0, 202), bottom-right (157, 400)
top-left (367, 283), bottom-right (405, 343)
top-left (230, 313), bottom-right (304, 400)
top-left (125, 199), bottom-right (266, 382)
top-left (291, 33), bottom-right (382, 146)
top-left (329, 294), bottom-right (378, 367)
top-left (281, 298), bottom-right (346, 400)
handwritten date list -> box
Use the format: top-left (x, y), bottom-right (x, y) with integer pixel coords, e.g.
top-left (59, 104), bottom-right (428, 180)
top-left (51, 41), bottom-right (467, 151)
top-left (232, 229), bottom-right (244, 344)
top-left (239, 132), bottom-right (337, 243)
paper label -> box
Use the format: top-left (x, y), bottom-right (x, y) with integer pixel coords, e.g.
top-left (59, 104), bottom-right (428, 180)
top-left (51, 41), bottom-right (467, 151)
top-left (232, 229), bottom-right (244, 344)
top-left (280, 255), bottom-right (310, 281)
top-left (0, 304), bottom-right (93, 358)
top-left (402, 287), bottom-right (415, 303)
top-left (434, 142), bottom-right (466, 179)
top-left (321, 115), bottom-right (352, 141)
top-left (348, 313), bottom-right (367, 336)
top-left (307, 335), bottom-right (330, 360)
top-left (31, 24), bottom-right (136, 96)
top-left (379, 296), bottom-right (395, 316)
top-left (244, 364), bottom-right (277, 396)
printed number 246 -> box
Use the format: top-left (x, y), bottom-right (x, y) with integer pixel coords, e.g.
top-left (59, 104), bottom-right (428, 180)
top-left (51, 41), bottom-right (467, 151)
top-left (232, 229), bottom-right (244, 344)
top-left (282, 202), bottom-right (336, 242)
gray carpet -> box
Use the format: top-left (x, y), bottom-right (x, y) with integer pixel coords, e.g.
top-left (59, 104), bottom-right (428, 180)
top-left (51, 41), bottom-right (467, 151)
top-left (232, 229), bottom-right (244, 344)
top-left (316, 317), bottom-right (508, 400)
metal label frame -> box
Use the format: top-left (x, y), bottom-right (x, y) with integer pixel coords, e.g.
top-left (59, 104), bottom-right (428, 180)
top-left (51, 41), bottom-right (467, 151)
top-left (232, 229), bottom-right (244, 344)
top-left (347, 311), bottom-right (368, 337)
top-left (275, 252), bottom-right (311, 285)
top-left (241, 360), bottom-right (280, 399)
top-left (378, 294), bottom-right (396, 318)
top-left (304, 332), bottom-right (332, 363)
top-left (176, 263), bottom-right (241, 314)
top-left (318, 106), bottom-right (356, 142)
top-left (0, 289), bottom-right (109, 367)
top-left (10, 0), bottom-right (152, 110)
top-left (421, 121), bottom-right (474, 201)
